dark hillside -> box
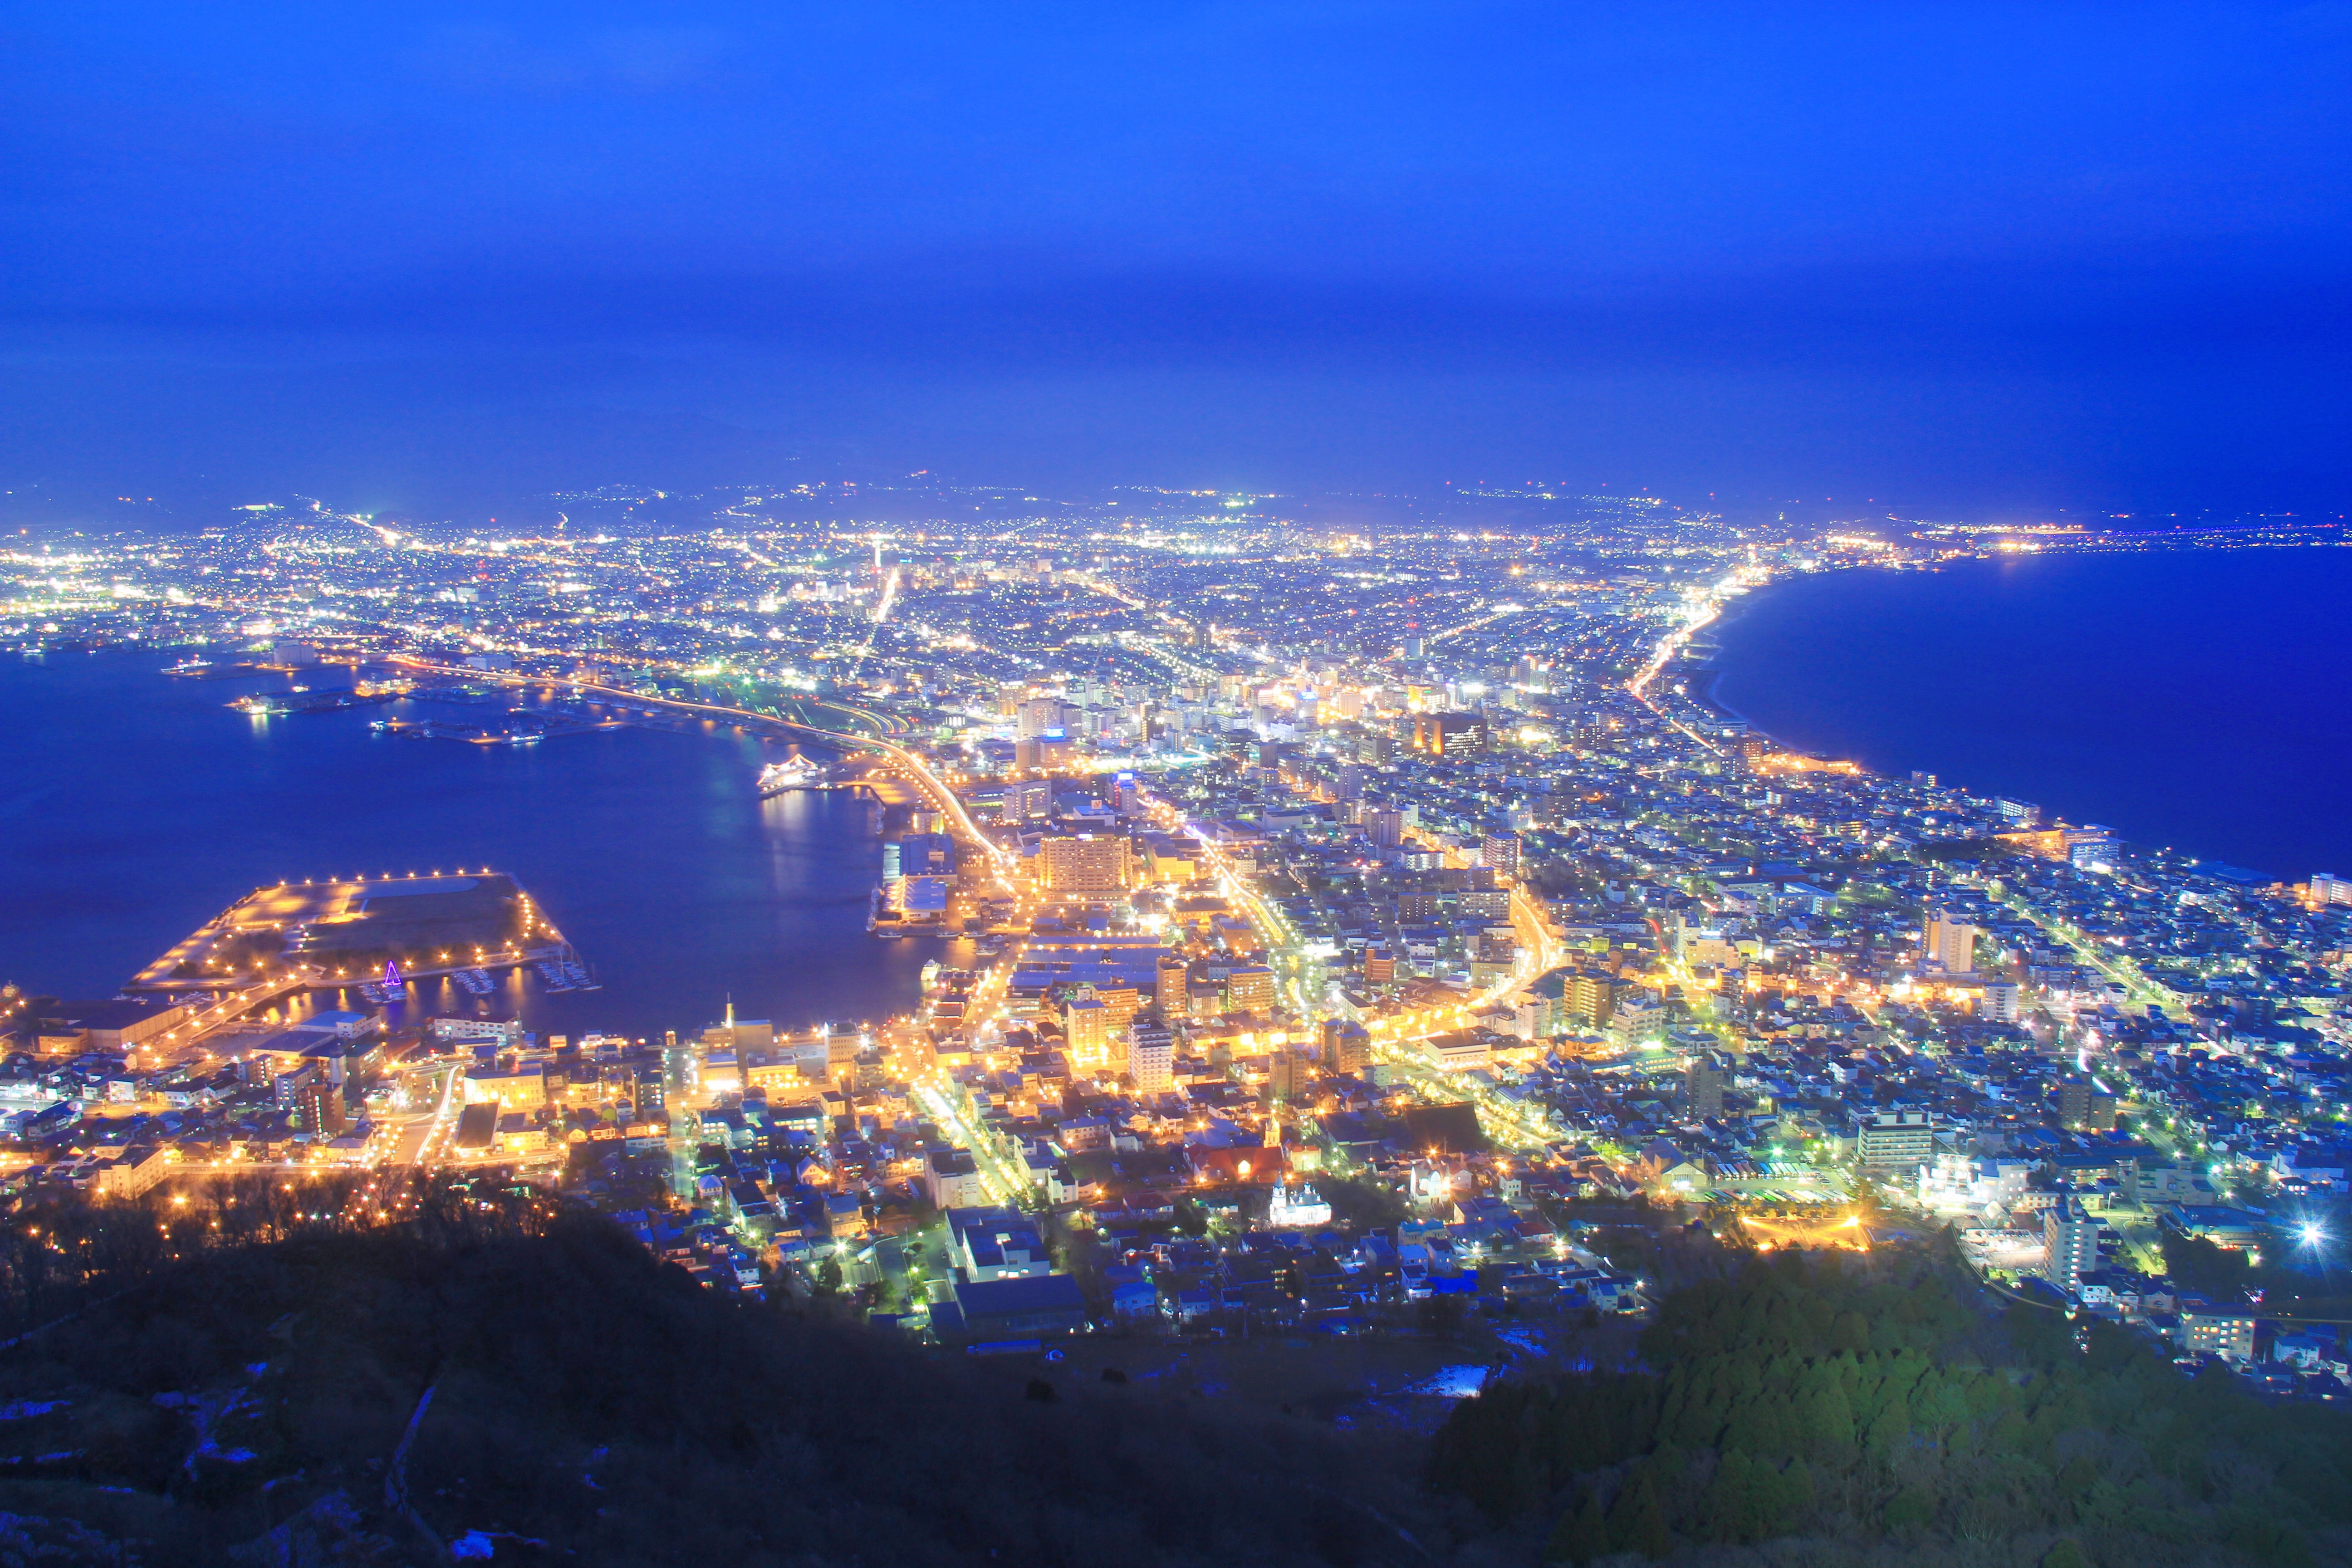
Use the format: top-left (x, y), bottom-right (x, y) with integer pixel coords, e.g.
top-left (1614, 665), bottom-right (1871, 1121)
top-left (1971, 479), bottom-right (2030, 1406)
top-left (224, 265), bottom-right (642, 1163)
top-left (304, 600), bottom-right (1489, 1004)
top-left (1431, 1249), bottom-right (2352, 1567)
top-left (0, 1201), bottom-right (1427, 1566)
top-left (10, 1204), bottom-right (2345, 1568)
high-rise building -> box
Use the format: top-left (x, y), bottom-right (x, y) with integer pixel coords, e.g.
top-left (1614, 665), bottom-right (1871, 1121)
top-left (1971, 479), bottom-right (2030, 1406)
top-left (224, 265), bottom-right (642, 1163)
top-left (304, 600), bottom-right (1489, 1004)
top-left (1566, 970), bottom-right (1616, 1026)
top-left (1063, 995), bottom-right (1110, 1063)
top-left (1156, 954), bottom-right (1191, 1019)
top-left (1016, 696), bottom-right (1070, 740)
top-left (1685, 1058), bottom-right (1725, 1119)
top-left (1128, 1024), bottom-right (1175, 1093)
top-left (2313, 872), bottom-right (2352, 907)
top-left (1090, 983), bottom-right (1143, 1035)
top-left (2058, 1076), bottom-right (2117, 1132)
top-left (1995, 797), bottom-right (2043, 828)
top-left (2043, 1199), bottom-right (2100, 1296)
top-left (1924, 913), bottom-right (1979, 974)
top-left (1227, 965), bottom-right (1276, 1017)
top-left (1980, 980), bottom-right (2021, 1022)
top-left (1039, 833), bottom-right (1131, 892)
top-left (1362, 947), bottom-right (1396, 985)
top-left (1268, 1049), bottom-right (1303, 1101)
top-left (1458, 887), bottom-right (1509, 921)
top-left (1361, 808), bottom-right (1404, 847)
top-left (1858, 1110), bottom-right (1935, 1173)
top-left (1005, 780), bottom-right (1053, 820)
top-left (1332, 1021), bottom-right (1371, 1076)
top-left (1410, 711), bottom-right (1488, 757)
top-left (295, 1074), bottom-right (347, 1137)
top-left (1480, 832), bottom-right (1521, 881)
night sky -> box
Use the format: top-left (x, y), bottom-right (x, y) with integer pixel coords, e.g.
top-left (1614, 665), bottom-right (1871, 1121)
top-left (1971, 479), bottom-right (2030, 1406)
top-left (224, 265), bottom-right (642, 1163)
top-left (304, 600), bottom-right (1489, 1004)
top-left (3, 3), bottom-right (2346, 516)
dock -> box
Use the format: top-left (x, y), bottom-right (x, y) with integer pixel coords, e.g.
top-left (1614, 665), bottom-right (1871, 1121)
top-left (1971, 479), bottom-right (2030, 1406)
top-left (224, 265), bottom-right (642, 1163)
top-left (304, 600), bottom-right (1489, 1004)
top-left (127, 871), bottom-right (578, 997)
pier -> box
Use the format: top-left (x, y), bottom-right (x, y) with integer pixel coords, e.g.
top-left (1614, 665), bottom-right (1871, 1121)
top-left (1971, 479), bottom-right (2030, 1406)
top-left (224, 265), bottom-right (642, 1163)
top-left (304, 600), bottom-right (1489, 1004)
top-left (230, 688), bottom-right (398, 716)
top-left (127, 870), bottom-right (575, 997)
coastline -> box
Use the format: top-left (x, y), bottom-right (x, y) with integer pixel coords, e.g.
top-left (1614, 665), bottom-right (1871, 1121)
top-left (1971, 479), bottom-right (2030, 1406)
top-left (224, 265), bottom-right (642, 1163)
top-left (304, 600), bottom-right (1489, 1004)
top-left (0, 650), bottom-right (942, 1038)
top-left (1694, 544), bottom-right (2352, 877)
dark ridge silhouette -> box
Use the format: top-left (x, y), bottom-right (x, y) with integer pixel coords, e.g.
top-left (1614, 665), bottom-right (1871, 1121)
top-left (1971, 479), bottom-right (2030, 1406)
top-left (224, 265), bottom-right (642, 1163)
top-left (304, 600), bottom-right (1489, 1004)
top-left (0, 1197), bottom-right (1428, 1566)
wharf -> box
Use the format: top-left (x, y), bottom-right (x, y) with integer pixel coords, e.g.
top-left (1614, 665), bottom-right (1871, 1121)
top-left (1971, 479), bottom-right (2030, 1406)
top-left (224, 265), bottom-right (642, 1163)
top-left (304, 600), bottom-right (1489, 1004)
top-left (232, 689), bottom-right (398, 716)
top-left (370, 712), bottom-right (625, 745)
top-left (127, 871), bottom-right (573, 995)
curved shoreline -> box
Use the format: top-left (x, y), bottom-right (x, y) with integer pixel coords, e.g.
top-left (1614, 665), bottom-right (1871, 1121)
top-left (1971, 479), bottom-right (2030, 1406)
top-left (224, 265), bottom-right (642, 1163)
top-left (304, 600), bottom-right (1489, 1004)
top-left (0, 650), bottom-right (942, 1034)
top-left (1687, 545), bottom-right (2352, 877)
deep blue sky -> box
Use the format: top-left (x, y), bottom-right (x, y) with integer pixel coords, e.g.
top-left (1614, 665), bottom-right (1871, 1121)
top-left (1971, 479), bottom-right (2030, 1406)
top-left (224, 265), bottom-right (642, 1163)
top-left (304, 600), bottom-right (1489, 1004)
top-left (2, 2), bottom-right (2346, 515)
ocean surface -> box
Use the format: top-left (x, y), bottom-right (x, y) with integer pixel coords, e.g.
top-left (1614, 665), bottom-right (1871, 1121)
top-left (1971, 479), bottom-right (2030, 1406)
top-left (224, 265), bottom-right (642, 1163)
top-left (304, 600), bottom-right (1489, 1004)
top-left (1706, 544), bottom-right (2352, 879)
top-left (0, 650), bottom-right (953, 1038)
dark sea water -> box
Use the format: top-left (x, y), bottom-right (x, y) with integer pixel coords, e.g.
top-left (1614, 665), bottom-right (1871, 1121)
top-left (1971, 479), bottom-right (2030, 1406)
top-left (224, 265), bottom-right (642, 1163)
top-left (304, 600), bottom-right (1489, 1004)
top-left (1707, 544), bottom-right (2352, 880)
top-left (0, 650), bottom-right (955, 1038)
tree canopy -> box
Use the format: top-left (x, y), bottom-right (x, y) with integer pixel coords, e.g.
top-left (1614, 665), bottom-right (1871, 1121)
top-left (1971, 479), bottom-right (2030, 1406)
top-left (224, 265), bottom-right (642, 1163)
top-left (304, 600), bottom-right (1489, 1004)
top-left (1431, 1249), bottom-right (2344, 1565)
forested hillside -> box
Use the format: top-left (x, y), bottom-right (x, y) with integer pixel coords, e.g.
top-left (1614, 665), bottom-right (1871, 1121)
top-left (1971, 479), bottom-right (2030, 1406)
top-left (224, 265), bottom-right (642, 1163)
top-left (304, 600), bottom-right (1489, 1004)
top-left (4, 1195), bottom-right (2343, 1568)
top-left (0, 1196), bottom-right (1427, 1566)
top-left (1430, 1251), bottom-right (2347, 1566)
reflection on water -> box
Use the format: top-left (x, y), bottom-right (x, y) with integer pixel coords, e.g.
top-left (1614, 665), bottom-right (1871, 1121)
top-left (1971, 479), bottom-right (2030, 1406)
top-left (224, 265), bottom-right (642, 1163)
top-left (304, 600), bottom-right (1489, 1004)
top-left (0, 650), bottom-right (946, 1040)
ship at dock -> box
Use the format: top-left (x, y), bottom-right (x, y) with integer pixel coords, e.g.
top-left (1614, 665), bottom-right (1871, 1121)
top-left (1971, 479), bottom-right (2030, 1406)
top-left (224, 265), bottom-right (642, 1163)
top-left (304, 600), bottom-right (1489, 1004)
top-left (757, 755), bottom-right (839, 795)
